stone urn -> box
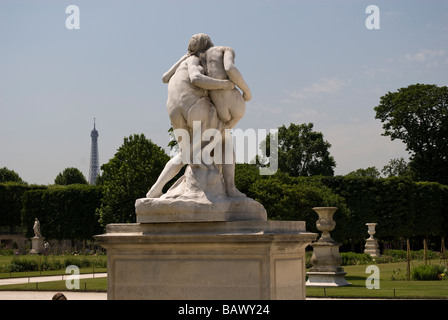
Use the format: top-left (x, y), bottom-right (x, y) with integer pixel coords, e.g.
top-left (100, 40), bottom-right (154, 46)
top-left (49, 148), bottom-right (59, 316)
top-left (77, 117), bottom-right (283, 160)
top-left (306, 207), bottom-right (350, 287)
top-left (366, 223), bottom-right (377, 239)
top-left (364, 223), bottom-right (380, 258)
top-left (314, 207), bottom-right (338, 243)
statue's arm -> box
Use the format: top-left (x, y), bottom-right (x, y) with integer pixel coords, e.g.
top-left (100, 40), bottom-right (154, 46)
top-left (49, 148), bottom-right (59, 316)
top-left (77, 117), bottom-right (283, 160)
top-left (162, 53), bottom-right (190, 83)
top-left (223, 48), bottom-right (252, 101)
top-left (187, 57), bottom-right (234, 90)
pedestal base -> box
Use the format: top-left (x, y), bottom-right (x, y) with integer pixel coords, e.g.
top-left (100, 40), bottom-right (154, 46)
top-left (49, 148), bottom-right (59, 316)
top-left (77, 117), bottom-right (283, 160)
top-left (95, 221), bottom-right (316, 300)
top-left (365, 239), bottom-right (380, 258)
top-left (306, 240), bottom-right (350, 287)
top-left (30, 236), bottom-right (44, 254)
top-left (306, 271), bottom-right (351, 287)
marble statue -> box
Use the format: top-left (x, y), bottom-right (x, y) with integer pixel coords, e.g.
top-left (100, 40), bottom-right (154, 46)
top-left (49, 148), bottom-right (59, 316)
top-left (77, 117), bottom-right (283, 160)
top-left (96, 34), bottom-right (316, 301)
top-left (33, 218), bottom-right (42, 238)
top-left (137, 33), bottom-right (266, 222)
top-left (30, 218), bottom-right (44, 254)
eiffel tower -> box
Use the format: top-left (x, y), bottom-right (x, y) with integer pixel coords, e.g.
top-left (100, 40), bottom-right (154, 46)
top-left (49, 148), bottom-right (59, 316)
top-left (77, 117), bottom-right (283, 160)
top-left (89, 118), bottom-right (100, 185)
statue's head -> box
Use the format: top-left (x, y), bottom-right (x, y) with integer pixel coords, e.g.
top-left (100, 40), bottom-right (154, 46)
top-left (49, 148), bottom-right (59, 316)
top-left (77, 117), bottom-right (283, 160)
top-left (188, 33), bottom-right (214, 55)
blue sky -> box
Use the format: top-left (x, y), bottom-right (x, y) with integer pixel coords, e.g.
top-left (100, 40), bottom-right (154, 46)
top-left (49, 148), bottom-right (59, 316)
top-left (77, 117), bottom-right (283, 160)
top-left (1, 0), bottom-right (447, 185)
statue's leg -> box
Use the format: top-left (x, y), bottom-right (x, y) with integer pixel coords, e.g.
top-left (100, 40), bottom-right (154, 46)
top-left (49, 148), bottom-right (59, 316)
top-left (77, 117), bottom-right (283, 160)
top-left (146, 154), bottom-right (184, 198)
top-left (223, 161), bottom-right (245, 198)
top-left (227, 89), bottom-right (246, 129)
top-left (187, 97), bottom-right (216, 169)
top-left (146, 107), bottom-right (191, 198)
top-left (221, 131), bottom-right (245, 198)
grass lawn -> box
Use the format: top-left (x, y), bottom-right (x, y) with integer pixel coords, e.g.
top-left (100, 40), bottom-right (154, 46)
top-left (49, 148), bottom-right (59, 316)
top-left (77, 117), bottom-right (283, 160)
top-left (0, 254), bottom-right (107, 292)
top-left (0, 277), bottom-right (107, 292)
top-left (306, 261), bottom-right (448, 299)
top-left (0, 254), bottom-right (107, 279)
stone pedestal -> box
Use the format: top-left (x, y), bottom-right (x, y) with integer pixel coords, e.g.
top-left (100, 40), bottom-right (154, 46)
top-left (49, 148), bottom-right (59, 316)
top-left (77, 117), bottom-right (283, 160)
top-left (306, 207), bottom-right (350, 287)
top-left (29, 236), bottom-right (44, 254)
top-left (95, 221), bottom-right (316, 300)
top-left (364, 223), bottom-right (380, 258)
top-left (305, 242), bottom-right (350, 286)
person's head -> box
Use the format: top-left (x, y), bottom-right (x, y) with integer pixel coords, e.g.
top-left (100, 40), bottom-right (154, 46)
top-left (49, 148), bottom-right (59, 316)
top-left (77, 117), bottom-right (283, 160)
top-left (52, 292), bottom-right (67, 300)
top-left (188, 33), bottom-right (213, 55)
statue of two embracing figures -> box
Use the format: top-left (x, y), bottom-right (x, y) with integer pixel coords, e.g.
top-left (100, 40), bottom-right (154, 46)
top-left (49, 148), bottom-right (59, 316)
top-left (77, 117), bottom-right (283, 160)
top-left (136, 33), bottom-right (266, 222)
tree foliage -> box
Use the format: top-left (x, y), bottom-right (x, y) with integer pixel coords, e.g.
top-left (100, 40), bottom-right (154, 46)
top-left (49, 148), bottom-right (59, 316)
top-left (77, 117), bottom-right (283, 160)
top-left (0, 167), bottom-right (26, 184)
top-left (234, 163), bottom-right (261, 195)
top-left (381, 157), bottom-right (410, 178)
top-left (374, 84), bottom-right (448, 184)
top-left (262, 123), bottom-right (336, 177)
top-left (346, 167), bottom-right (381, 179)
top-left (97, 134), bottom-right (170, 226)
top-left (54, 167), bottom-right (88, 185)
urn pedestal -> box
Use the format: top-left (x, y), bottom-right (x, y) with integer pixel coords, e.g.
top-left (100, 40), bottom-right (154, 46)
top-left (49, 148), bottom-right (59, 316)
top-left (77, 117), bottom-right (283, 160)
top-left (364, 223), bottom-right (380, 258)
top-left (306, 207), bottom-right (350, 287)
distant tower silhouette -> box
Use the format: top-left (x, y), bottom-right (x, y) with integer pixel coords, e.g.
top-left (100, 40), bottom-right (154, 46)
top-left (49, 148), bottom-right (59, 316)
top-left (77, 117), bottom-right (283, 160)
top-left (89, 118), bottom-right (100, 185)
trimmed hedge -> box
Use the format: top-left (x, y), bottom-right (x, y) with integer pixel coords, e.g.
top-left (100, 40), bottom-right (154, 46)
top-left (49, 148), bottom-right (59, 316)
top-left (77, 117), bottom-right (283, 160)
top-left (380, 249), bottom-right (443, 262)
top-left (21, 185), bottom-right (103, 241)
top-left (239, 171), bottom-right (351, 242)
top-left (316, 176), bottom-right (448, 239)
top-left (306, 250), bottom-right (447, 267)
top-left (0, 255), bottom-right (107, 273)
top-left (235, 168), bottom-right (448, 243)
top-left (3, 169), bottom-right (448, 247)
top-left (340, 252), bottom-right (373, 265)
top-left (0, 183), bottom-right (47, 233)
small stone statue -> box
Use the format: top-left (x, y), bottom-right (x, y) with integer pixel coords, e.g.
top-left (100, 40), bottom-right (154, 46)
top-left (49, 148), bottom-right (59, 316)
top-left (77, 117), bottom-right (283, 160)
top-left (33, 218), bottom-right (42, 238)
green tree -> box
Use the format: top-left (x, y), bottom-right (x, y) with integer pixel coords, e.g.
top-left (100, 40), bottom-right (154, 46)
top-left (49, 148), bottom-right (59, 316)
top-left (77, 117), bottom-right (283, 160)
top-left (0, 167), bottom-right (26, 184)
top-left (374, 84), bottom-right (448, 184)
top-left (54, 167), bottom-right (88, 185)
top-left (261, 123), bottom-right (336, 177)
top-left (234, 163), bottom-right (262, 195)
top-left (346, 167), bottom-right (380, 179)
top-left (381, 157), bottom-right (410, 178)
top-left (97, 134), bottom-right (170, 226)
